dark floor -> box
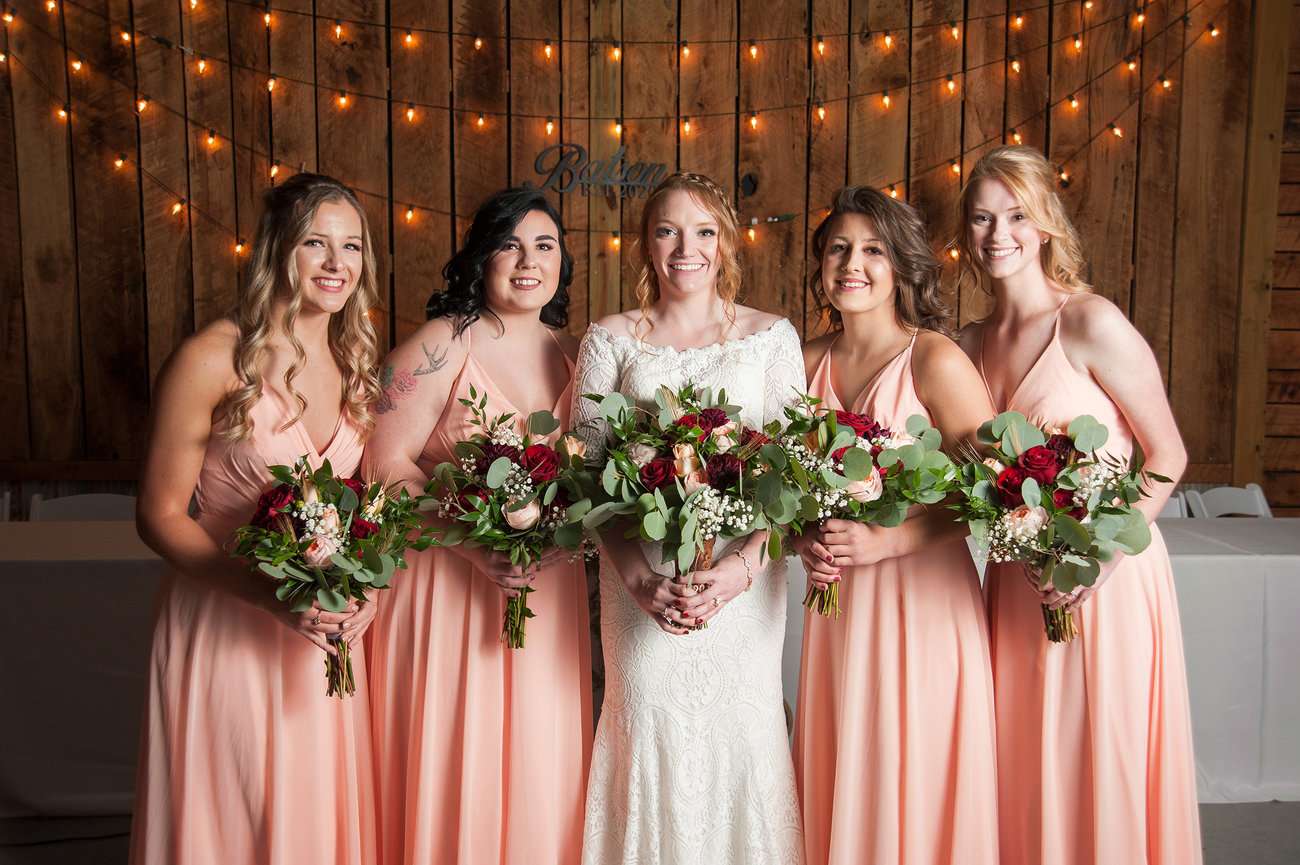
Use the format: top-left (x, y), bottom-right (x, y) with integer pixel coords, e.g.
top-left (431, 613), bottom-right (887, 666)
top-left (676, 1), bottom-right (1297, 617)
top-left (2, 803), bottom-right (1298, 864)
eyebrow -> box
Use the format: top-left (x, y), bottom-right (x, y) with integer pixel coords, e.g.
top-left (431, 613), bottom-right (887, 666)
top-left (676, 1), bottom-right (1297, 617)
top-left (509, 233), bottom-right (559, 243)
top-left (831, 235), bottom-right (883, 244)
top-left (306, 232), bottom-right (363, 240)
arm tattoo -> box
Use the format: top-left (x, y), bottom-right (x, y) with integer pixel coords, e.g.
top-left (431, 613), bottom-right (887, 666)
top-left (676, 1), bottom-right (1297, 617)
top-left (376, 364), bottom-right (418, 414)
top-left (413, 342), bottom-right (448, 376)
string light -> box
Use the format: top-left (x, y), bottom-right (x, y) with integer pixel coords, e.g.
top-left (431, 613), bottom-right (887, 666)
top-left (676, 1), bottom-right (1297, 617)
top-left (405, 104), bottom-right (415, 122)
top-left (333, 20), bottom-right (341, 39)
top-left (136, 96), bottom-right (149, 113)
top-left (611, 232), bottom-right (621, 249)
top-left (70, 57), bottom-right (82, 72)
top-left (545, 117), bottom-right (554, 136)
top-left (2, 8), bottom-right (13, 23)
top-left (749, 111), bottom-right (758, 129)
top-left (198, 56), bottom-right (210, 74)
top-left (1058, 167), bottom-right (1070, 185)
top-left (45, 0), bottom-right (55, 12)
top-left (611, 42), bottom-right (621, 61)
top-left (816, 103), bottom-right (825, 121)
top-left (189, 0), bottom-right (196, 8)
top-left (613, 119), bottom-right (622, 135)
top-left (887, 185), bottom-right (898, 199)
top-left (946, 76), bottom-right (956, 94)
top-left (113, 154), bottom-right (125, 169)
top-left (746, 227), bottom-right (756, 242)
top-left (1069, 93), bottom-right (1079, 109)
top-left (1161, 76), bottom-right (1173, 90)
top-left (816, 36), bottom-right (825, 56)
top-left (269, 160), bottom-right (279, 178)
top-left (1073, 34), bottom-right (1083, 51)
top-left (1127, 56), bottom-right (1137, 71)
top-left (0, 52), bottom-right (6, 64)
top-left (476, 112), bottom-right (485, 128)
top-left (403, 30), bottom-right (413, 46)
top-left (748, 41), bottom-right (757, 60)
top-left (56, 105), bottom-right (68, 120)
top-left (881, 91), bottom-right (891, 108)
top-left (949, 22), bottom-right (959, 40)
top-left (1136, 9), bottom-right (1147, 25)
top-left (234, 239), bottom-right (245, 255)
top-left (948, 248), bottom-right (959, 260)
top-left (883, 32), bottom-right (893, 49)
top-left (1013, 14), bottom-right (1023, 28)
top-left (1084, 1), bottom-right (1093, 9)
top-left (682, 117), bottom-right (691, 135)
top-left (171, 199), bottom-right (185, 216)
top-left (681, 41), bottom-right (689, 58)
top-left (1110, 123), bottom-right (1123, 138)
top-left (267, 76), bottom-right (276, 92)
top-left (337, 91), bottom-right (348, 108)
top-left (1010, 57), bottom-right (1021, 73)
top-left (1011, 129), bottom-right (1022, 144)
top-left (473, 35), bottom-right (482, 50)
top-left (544, 39), bottom-right (552, 60)
top-left (262, 10), bottom-right (270, 27)
top-left (1208, 23), bottom-right (1219, 37)
top-left (120, 29), bottom-right (131, 42)
top-left (404, 205), bottom-right (414, 222)
top-left (206, 128), bottom-right (216, 147)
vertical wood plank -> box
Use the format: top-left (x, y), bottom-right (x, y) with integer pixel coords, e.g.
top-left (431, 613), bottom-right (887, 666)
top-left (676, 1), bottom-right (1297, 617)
top-left (848, 2), bottom-right (909, 193)
top-left (228, 0), bottom-right (272, 279)
top-left (680, 0), bottom-right (737, 193)
top-left (8, 0), bottom-right (81, 458)
top-left (620, 0), bottom-right (675, 306)
top-left (1171, 0), bottom-right (1250, 473)
top-left (560, 0), bottom-right (591, 334)
top-left (66, 0), bottom-right (149, 458)
top-left (316, 0), bottom-right (389, 348)
top-left (509, 0), bottom-right (560, 196)
top-left (268, 0), bottom-right (317, 176)
top-left (133, 0), bottom-right (192, 385)
top-left (0, 6), bottom-right (32, 458)
top-left (585, 0), bottom-right (620, 321)
top-left (1236, 0), bottom-right (1292, 484)
top-left (738, 0), bottom-right (808, 323)
top-left (1005, 0), bottom-right (1048, 151)
top-left (181, 0), bottom-right (238, 327)
top-left (806, 0), bottom-right (850, 336)
top-left (391, 0), bottom-right (451, 341)
top-left (452, 0), bottom-right (508, 231)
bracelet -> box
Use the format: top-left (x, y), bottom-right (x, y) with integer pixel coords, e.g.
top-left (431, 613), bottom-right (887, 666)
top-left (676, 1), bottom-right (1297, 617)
top-left (733, 549), bottom-right (753, 592)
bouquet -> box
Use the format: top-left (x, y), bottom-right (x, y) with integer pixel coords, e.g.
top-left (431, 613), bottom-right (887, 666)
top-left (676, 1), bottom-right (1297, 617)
top-left (424, 385), bottom-right (591, 649)
top-left (580, 384), bottom-right (778, 623)
top-left (951, 411), bottom-right (1166, 642)
top-left (766, 394), bottom-right (956, 616)
top-left (232, 456), bottom-right (436, 697)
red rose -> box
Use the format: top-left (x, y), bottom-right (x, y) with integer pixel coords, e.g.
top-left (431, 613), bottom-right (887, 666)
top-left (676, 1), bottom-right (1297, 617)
top-left (1018, 446), bottom-right (1059, 485)
top-left (639, 457), bottom-right (677, 491)
top-left (740, 428), bottom-right (771, 448)
top-left (350, 517), bottom-right (379, 539)
top-left (676, 413), bottom-right (700, 430)
top-left (705, 452), bottom-right (743, 491)
top-left (831, 445), bottom-right (850, 463)
top-left (1051, 488), bottom-right (1087, 520)
top-left (520, 444), bottom-right (560, 483)
top-left (252, 483), bottom-right (295, 528)
top-left (995, 466), bottom-right (1027, 507)
top-left (475, 442), bottom-right (521, 476)
top-left (835, 411), bottom-right (881, 439)
top-left (342, 477), bottom-right (367, 498)
top-left (1046, 434), bottom-right (1076, 469)
top-left (456, 485), bottom-right (487, 512)
top-left (698, 408), bottom-right (730, 433)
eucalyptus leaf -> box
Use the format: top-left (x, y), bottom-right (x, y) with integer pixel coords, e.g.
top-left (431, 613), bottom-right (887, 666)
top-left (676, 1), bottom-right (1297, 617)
top-left (602, 460), bottom-right (619, 496)
top-left (1053, 513), bottom-right (1092, 552)
top-left (760, 444), bottom-right (788, 471)
top-left (1111, 510), bottom-right (1152, 554)
top-left (1021, 476), bottom-right (1041, 508)
top-left (842, 447), bottom-right (872, 481)
top-left (338, 485), bottom-right (359, 515)
top-left (329, 553), bottom-right (360, 572)
top-left (642, 511), bottom-right (667, 541)
top-left (486, 457), bottom-right (513, 489)
top-left (543, 483), bottom-right (558, 506)
top-left (316, 587), bottom-right (348, 612)
top-left (259, 562), bottom-right (286, 579)
top-left (1068, 415), bottom-right (1109, 454)
top-left (527, 410), bottom-right (560, 436)
top-left (598, 392), bottom-right (629, 421)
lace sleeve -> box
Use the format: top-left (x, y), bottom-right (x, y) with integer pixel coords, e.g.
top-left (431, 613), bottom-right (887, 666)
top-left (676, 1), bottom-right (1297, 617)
top-left (569, 323), bottom-right (623, 463)
top-left (763, 319), bottom-right (807, 426)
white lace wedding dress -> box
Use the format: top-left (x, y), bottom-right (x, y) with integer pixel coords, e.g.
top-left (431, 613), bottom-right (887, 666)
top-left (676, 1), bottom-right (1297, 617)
top-left (571, 319), bottom-right (807, 865)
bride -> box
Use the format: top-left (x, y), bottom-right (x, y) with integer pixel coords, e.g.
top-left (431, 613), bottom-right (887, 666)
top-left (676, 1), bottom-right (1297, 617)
top-left (572, 172), bottom-right (806, 864)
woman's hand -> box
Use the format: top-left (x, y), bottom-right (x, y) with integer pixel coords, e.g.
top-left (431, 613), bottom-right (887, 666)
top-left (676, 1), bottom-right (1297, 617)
top-left (1060, 555), bottom-right (1124, 612)
top-left (448, 545), bottom-right (537, 597)
top-left (340, 597), bottom-right (379, 646)
top-left (820, 519), bottom-right (895, 569)
top-left (792, 529), bottom-right (840, 590)
top-left (674, 549), bottom-right (753, 627)
top-left (625, 569), bottom-right (697, 635)
top-left (283, 601), bottom-right (357, 655)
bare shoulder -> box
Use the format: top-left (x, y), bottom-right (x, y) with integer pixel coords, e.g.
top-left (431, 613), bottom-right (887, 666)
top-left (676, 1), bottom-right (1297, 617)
top-left (386, 315), bottom-right (467, 367)
top-left (1059, 292), bottom-right (1140, 353)
top-left (551, 327), bottom-right (581, 361)
top-left (733, 304), bottom-right (784, 336)
top-left (592, 310), bottom-right (642, 339)
top-left (913, 329), bottom-right (979, 378)
top-left (801, 331), bottom-right (835, 371)
top-left (157, 319), bottom-right (239, 404)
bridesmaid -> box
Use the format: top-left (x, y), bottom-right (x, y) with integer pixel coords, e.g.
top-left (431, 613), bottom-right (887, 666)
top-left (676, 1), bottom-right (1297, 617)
top-left (131, 173), bottom-right (381, 864)
top-left (362, 187), bottom-right (592, 865)
top-left (955, 145), bottom-right (1201, 865)
top-left (792, 186), bottom-right (999, 865)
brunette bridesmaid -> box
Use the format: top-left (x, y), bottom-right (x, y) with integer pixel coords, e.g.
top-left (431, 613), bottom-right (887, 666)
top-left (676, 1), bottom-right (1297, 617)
top-left (362, 187), bottom-right (592, 865)
top-left (956, 145), bottom-right (1201, 865)
top-left (792, 187), bottom-right (999, 865)
top-left (130, 173), bottom-right (381, 864)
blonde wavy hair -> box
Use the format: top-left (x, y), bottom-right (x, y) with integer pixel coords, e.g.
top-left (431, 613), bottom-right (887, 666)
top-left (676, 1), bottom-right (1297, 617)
top-left (216, 173), bottom-right (382, 441)
top-left (954, 146), bottom-right (1092, 300)
top-left (633, 172), bottom-right (743, 339)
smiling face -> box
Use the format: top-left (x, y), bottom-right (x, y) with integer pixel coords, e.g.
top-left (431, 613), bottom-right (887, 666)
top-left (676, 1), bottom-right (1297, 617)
top-left (291, 198), bottom-right (365, 316)
top-left (819, 212), bottom-right (897, 317)
top-left (482, 208), bottom-right (563, 316)
top-left (645, 189), bottom-right (723, 298)
top-left (965, 177), bottom-right (1048, 282)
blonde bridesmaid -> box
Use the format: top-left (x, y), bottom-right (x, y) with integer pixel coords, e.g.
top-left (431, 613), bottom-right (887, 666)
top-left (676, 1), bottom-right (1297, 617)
top-left (130, 173), bottom-right (381, 864)
top-left (792, 187), bottom-right (999, 865)
top-left (956, 145), bottom-right (1201, 865)
top-left (363, 187), bottom-right (591, 865)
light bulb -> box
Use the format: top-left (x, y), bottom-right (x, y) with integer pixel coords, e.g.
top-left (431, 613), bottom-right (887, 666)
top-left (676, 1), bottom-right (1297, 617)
top-left (1011, 58), bottom-right (1021, 73)
top-left (406, 104), bottom-right (415, 122)
top-left (270, 161), bottom-right (279, 178)
top-left (113, 154), bottom-right (125, 169)
top-left (882, 91), bottom-right (891, 108)
top-left (333, 20), bottom-right (342, 39)
top-left (681, 41), bottom-right (689, 58)
top-left (883, 32), bottom-right (893, 49)
top-left (816, 104), bottom-right (825, 121)
top-left (544, 40), bottom-right (552, 60)
top-left (404, 30), bottom-right (413, 46)
top-left (946, 76), bottom-right (956, 94)
top-left (405, 205), bottom-right (414, 222)
top-left (612, 42), bottom-right (621, 61)
top-left (337, 91), bottom-right (348, 108)
top-left (172, 200), bottom-right (184, 216)
top-left (888, 185), bottom-right (898, 198)
top-left (545, 117), bottom-right (554, 136)
top-left (951, 161), bottom-right (960, 175)
top-left (682, 118), bottom-right (691, 135)
top-left (950, 22), bottom-right (959, 40)
top-left (136, 96), bottom-right (149, 113)
top-left (1069, 93), bottom-right (1079, 109)
top-left (816, 37), bottom-right (825, 56)
top-left (206, 129), bottom-right (216, 146)
top-left (749, 112), bottom-right (758, 129)
top-left (748, 41), bottom-right (757, 59)
top-left (70, 58), bottom-right (82, 72)
top-left (1013, 14), bottom-right (1023, 28)
top-left (473, 35), bottom-right (482, 50)
top-left (1074, 34), bottom-right (1082, 50)
top-left (267, 76), bottom-right (276, 91)
top-left (196, 57), bottom-right (206, 73)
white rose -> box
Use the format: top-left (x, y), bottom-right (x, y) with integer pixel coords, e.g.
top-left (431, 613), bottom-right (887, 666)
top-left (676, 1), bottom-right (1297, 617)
top-left (846, 470), bottom-right (883, 503)
top-left (504, 498), bottom-right (542, 530)
top-left (683, 469), bottom-right (708, 495)
top-left (712, 432), bottom-right (736, 453)
top-left (627, 442), bottom-right (659, 467)
top-left (303, 535), bottom-right (338, 567)
top-left (1006, 504), bottom-right (1049, 536)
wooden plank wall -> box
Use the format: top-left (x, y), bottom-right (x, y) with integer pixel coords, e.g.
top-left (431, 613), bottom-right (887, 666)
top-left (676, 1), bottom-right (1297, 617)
top-left (0, 0), bottom-right (1281, 502)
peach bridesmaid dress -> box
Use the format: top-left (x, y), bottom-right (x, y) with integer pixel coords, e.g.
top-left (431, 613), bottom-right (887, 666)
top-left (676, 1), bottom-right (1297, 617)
top-left (977, 297), bottom-right (1202, 865)
top-left (794, 333), bottom-right (999, 865)
top-left (130, 389), bottom-right (375, 865)
top-left (366, 328), bottom-right (592, 865)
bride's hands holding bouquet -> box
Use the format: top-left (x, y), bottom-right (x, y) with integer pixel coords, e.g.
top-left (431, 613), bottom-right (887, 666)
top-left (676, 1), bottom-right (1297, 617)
top-left (674, 544), bottom-right (757, 627)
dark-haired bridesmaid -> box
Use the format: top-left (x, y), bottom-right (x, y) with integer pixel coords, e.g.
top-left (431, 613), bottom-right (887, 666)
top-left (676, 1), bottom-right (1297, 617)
top-left (362, 187), bottom-right (591, 865)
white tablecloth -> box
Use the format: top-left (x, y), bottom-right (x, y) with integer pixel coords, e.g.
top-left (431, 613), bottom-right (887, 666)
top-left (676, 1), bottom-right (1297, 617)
top-left (780, 518), bottom-right (1300, 804)
top-left (0, 521), bottom-right (162, 817)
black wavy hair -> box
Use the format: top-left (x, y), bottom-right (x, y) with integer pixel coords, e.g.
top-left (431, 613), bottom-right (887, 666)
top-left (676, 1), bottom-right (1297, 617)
top-left (426, 186), bottom-right (573, 336)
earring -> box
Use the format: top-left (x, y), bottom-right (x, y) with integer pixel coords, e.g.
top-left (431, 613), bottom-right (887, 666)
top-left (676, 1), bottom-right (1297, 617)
top-left (1041, 237), bottom-right (1050, 245)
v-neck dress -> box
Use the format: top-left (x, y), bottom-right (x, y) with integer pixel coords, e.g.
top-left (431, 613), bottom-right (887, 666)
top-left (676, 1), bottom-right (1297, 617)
top-left (365, 327), bottom-right (593, 865)
top-left (977, 299), bottom-right (1202, 865)
top-left (130, 389), bottom-right (376, 865)
top-left (793, 333), bottom-right (999, 865)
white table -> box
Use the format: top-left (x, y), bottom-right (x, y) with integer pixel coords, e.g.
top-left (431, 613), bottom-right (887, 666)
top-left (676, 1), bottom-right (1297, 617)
top-left (780, 518), bottom-right (1300, 804)
top-left (0, 521), bottom-right (162, 817)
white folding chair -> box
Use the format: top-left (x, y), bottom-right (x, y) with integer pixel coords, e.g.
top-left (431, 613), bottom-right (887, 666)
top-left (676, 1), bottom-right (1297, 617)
top-left (28, 493), bottom-right (138, 521)
top-left (1183, 483), bottom-right (1273, 519)
top-left (1158, 492), bottom-right (1187, 518)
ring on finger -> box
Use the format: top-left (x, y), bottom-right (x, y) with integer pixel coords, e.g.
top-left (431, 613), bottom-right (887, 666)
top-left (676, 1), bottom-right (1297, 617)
top-left (311, 614), bottom-right (321, 626)
top-left (712, 596), bottom-right (721, 607)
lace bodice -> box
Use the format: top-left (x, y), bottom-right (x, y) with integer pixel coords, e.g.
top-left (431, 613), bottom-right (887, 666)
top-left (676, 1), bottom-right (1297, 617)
top-left (569, 318), bottom-right (806, 461)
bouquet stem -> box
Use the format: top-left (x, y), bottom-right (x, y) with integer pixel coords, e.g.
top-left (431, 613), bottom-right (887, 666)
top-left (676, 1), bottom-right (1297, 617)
top-left (1041, 604), bottom-right (1078, 643)
top-left (803, 580), bottom-right (841, 618)
top-left (502, 585), bottom-right (535, 649)
top-left (325, 635), bottom-right (356, 698)
top-left (678, 537), bottom-right (716, 631)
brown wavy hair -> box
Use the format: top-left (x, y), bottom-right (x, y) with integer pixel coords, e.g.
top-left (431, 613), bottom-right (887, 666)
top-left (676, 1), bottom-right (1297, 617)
top-left (633, 172), bottom-right (742, 339)
top-left (810, 185), bottom-right (951, 334)
top-left (215, 173), bottom-right (382, 441)
top-left (954, 145), bottom-right (1092, 300)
